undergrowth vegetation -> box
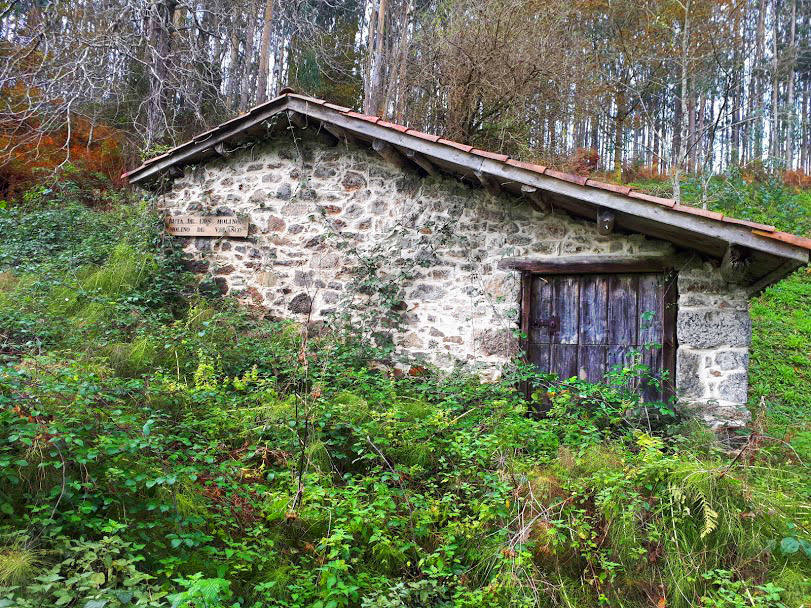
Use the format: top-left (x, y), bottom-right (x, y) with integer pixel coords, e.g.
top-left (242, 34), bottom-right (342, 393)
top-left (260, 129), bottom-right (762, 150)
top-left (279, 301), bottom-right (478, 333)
top-left (0, 178), bottom-right (809, 607)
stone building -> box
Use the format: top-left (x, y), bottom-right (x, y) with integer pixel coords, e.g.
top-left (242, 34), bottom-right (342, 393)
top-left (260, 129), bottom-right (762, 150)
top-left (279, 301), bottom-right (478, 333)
top-left (124, 92), bottom-right (811, 430)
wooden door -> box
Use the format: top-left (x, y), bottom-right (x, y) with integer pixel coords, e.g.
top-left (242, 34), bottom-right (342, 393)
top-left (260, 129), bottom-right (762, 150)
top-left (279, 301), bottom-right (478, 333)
top-left (524, 272), bottom-right (676, 401)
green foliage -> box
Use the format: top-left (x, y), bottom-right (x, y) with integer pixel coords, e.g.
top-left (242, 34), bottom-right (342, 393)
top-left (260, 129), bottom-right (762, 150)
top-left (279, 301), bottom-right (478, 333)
top-left (629, 167), bottom-right (811, 237)
top-left (749, 268), bottom-right (811, 440)
top-left (169, 573), bottom-right (236, 608)
top-left (0, 181), bottom-right (809, 607)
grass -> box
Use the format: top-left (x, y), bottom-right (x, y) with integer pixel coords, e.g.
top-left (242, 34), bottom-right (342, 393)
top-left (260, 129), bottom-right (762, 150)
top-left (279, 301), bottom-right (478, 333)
top-left (750, 268), bottom-right (811, 454)
top-left (0, 545), bottom-right (41, 587)
top-left (627, 171), bottom-right (811, 447)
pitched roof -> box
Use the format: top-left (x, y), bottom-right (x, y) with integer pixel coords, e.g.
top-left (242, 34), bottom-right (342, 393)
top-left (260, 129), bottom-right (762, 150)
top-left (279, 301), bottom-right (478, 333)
top-left (124, 91), bottom-right (810, 288)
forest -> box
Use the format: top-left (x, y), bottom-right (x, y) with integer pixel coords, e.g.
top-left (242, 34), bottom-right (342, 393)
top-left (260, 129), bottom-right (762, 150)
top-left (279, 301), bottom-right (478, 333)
top-left (1, 1), bottom-right (811, 607)
top-left (2, 0), bottom-right (811, 192)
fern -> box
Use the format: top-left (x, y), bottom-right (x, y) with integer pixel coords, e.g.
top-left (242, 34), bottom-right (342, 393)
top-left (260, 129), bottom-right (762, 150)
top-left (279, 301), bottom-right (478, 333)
top-left (696, 491), bottom-right (719, 539)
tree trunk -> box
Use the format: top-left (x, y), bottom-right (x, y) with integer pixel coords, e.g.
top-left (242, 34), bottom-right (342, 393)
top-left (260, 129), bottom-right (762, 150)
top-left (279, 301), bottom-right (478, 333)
top-left (687, 82), bottom-right (696, 173)
top-left (590, 115), bottom-right (599, 153)
top-left (730, 5), bottom-right (741, 166)
top-left (384, 0), bottom-right (412, 121)
top-left (613, 88), bottom-right (624, 182)
top-left (226, 12), bottom-right (241, 110)
top-left (240, 3), bottom-right (257, 111)
top-left (785, 0), bottom-right (796, 167)
top-left (366, 0), bottom-right (387, 116)
top-left (363, 1), bottom-right (377, 114)
top-left (256, 0), bottom-right (275, 105)
top-left (752, 0), bottom-right (767, 158)
top-left (802, 78), bottom-right (809, 172)
top-left (146, 0), bottom-right (177, 146)
top-left (769, 0), bottom-right (779, 160)
top-left (673, 0), bottom-right (690, 202)
top-left (697, 94), bottom-right (706, 171)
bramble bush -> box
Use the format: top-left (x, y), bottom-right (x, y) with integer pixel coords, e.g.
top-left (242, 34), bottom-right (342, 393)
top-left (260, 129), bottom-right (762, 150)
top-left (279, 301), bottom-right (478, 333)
top-left (0, 181), bottom-right (809, 607)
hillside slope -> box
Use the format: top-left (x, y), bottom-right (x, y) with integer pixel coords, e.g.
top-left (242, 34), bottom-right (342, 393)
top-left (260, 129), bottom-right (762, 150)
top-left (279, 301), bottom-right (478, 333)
top-left (0, 181), bottom-right (809, 608)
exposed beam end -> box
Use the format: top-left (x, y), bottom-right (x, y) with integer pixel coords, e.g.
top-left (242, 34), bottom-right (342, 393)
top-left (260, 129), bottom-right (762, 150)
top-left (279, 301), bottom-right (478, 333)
top-left (720, 244), bottom-right (754, 284)
top-left (404, 149), bottom-right (438, 177)
top-left (521, 186), bottom-right (550, 213)
top-left (372, 139), bottom-right (408, 169)
top-left (475, 170), bottom-right (501, 196)
top-left (597, 209), bottom-right (615, 235)
top-left (286, 110), bottom-right (307, 129)
top-left (322, 124), bottom-right (356, 146)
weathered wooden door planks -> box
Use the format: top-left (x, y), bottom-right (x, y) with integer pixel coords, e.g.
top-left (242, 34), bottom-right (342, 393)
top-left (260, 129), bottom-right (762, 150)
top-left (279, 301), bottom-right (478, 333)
top-left (525, 271), bottom-right (676, 401)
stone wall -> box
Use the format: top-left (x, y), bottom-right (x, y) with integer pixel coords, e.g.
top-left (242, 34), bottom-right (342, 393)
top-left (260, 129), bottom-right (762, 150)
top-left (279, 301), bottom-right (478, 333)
top-left (676, 264), bottom-right (751, 429)
top-left (155, 130), bottom-right (751, 428)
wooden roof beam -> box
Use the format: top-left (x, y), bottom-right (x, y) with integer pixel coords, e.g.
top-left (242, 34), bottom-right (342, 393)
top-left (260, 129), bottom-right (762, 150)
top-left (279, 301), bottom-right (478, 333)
top-left (213, 142), bottom-right (231, 158)
top-left (322, 124), bottom-right (356, 146)
top-left (126, 96), bottom-right (809, 275)
top-left (286, 110), bottom-right (339, 146)
top-left (285, 96), bottom-right (808, 263)
top-left (747, 258), bottom-right (804, 295)
top-left (372, 139), bottom-right (409, 170)
top-left (404, 148), bottom-right (438, 177)
top-left (520, 185), bottom-right (550, 213)
top-left (597, 209), bottom-right (615, 235)
top-left (720, 244), bottom-right (754, 284)
top-left (499, 254), bottom-right (674, 273)
top-left (476, 170), bottom-right (501, 196)
top-left (286, 110), bottom-right (307, 129)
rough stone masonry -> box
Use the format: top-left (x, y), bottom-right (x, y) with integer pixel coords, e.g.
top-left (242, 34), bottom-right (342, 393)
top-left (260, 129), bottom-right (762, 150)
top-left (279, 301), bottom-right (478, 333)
top-left (155, 130), bottom-right (752, 430)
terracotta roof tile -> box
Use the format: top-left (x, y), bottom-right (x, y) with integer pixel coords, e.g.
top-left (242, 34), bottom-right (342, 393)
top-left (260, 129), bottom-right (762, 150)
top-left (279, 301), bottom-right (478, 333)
top-left (506, 159), bottom-right (547, 173)
top-left (544, 169), bottom-right (588, 186)
top-left (753, 230), bottom-right (811, 250)
top-left (377, 120), bottom-right (410, 133)
top-left (405, 129), bottom-right (441, 143)
top-left (193, 126), bottom-right (220, 142)
top-left (722, 217), bottom-right (776, 232)
top-left (324, 102), bottom-right (351, 112)
top-left (673, 204), bottom-right (724, 221)
top-left (586, 179), bottom-right (633, 196)
top-left (472, 148), bottom-right (509, 162)
top-left (437, 138), bottom-right (474, 153)
top-left (143, 150), bottom-right (172, 166)
top-left (628, 190), bottom-right (676, 207)
top-left (288, 94), bottom-right (326, 105)
top-left (343, 111), bottom-right (380, 124)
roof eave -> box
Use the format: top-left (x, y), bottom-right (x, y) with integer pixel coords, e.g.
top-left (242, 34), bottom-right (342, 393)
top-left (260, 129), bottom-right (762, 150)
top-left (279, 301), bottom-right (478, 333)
top-left (283, 96), bottom-right (809, 267)
top-left (125, 95), bottom-right (292, 185)
top-left (125, 93), bottom-right (810, 280)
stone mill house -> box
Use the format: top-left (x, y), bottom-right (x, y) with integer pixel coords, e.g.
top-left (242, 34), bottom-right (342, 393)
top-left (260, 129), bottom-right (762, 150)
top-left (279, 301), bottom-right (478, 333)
top-left (123, 91), bottom-right (811, 430)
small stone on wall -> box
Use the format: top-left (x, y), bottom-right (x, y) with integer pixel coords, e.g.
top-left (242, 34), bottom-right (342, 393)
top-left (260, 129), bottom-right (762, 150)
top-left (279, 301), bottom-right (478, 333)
top-left (289, 293), bottom-right (312, 314)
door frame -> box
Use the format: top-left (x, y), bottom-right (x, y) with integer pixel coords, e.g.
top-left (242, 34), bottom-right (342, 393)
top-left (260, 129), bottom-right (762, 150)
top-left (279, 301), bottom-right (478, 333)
top-left (518, 262), bottom-right (678, 401)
